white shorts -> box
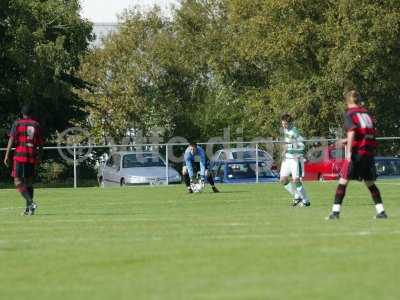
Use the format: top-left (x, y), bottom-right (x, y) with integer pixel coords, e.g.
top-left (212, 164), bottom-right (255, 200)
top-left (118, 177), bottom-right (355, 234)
top-left (280, 158), bottom-right (304, 179)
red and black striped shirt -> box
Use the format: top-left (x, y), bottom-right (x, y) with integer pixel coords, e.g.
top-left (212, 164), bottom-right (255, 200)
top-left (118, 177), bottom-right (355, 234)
top-left (10, 118), bottom-right (43, 164)
top-left (344, 107), bottom-right (377, 157)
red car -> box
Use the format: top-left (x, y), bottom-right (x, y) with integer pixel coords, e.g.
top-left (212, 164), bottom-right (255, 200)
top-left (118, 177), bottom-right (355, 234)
top-left (304, 145), bottom-right (345, 181)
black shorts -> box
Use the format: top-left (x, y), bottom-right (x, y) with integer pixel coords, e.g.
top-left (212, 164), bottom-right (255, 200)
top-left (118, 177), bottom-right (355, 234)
top-left (341, 155), bottom-right (376, 181)
top-left (12, 162), bottom-right (36, 178)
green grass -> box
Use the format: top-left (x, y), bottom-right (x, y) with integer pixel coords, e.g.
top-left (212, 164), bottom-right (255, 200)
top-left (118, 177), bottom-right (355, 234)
top-left (1, 181), bottom-right (399, 300)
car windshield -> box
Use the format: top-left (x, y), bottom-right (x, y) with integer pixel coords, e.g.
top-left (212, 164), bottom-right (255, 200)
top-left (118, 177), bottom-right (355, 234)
top-left (330, 149), bottom-right (344, 159)
top-left (122, 153), bottom-right (165, 168)
top-left (226, 162), bottom-right (275, 179)
top-left (231, 150), bottom-right (268, 160)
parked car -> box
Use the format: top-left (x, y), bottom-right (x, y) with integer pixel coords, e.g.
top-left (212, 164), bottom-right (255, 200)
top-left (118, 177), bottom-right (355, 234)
top-left (98, 151), bottom-right (181, 187)
top-left (211, 147), bottom-right (276, 169)
top-left (210, 160), bottom-right (278, 184)
top-left (304, 144), bottom-right (400, 181)
top-left (375, 156), bottom-right (400, 179)
top-left (303, 145), bottom-right (345, 181)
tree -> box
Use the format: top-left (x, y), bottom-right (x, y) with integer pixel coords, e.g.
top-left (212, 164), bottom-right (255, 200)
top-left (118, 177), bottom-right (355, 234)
top-left (0, 0), bottom-right (93, 145)
top-left (79, 0), bottom-right (400, 146)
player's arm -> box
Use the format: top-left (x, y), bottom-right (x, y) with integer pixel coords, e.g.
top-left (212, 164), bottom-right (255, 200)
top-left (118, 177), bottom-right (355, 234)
top-left (4, 122), bottom-right (17, 167)
top-left (3, 136), bottom-right (14, 167)
top-left (296, 132), bottom-right (306, 154)
top-left (291, 128), bottom-right (305, 156)
top-left (184, 152), bottom-right (194, 178)
top-left (345, 130), bottom-right (355, 161)
top-left (342, 112), bottom-right (356, 148)
top-left (198, 147), bottom-right (206, 177)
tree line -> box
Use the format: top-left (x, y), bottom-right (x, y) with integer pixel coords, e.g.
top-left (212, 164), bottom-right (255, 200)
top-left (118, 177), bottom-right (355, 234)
top-left (79, 0), bottom-right (400, 144)
top-left (2, 0), bottom-right (400, 148)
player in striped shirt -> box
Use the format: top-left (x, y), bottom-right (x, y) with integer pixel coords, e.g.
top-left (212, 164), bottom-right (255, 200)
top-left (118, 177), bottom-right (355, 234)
top-left (3, 105), bottom-right (43, 216)
top-left (280, 114), bottom-right (310, 207)
top-left (327, 90), bottom-right (388, 219)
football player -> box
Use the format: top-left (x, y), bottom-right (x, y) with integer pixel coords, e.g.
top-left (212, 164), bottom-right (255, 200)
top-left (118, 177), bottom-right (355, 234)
top-left (279, 114), bottom-right (310, 207)
top-left (327, 90), bottom-right (388, 219)
top-left (182, 142), bottom-right (219, 193)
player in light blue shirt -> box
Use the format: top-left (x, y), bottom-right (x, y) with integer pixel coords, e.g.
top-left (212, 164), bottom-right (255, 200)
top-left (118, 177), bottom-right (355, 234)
top-left (182, 142), bottom-right (219, 193)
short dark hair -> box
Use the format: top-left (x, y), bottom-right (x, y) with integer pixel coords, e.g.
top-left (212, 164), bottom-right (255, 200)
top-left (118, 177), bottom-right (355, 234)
top-left (188, 141), bottom-right (197, 147)
top-left (281, 113), bottom-right (292, 123)
top-left (21, 104), bottom-right (32, 116)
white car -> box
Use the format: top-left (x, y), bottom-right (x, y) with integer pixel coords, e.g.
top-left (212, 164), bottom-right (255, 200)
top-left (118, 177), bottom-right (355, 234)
top-left (98, 151), bottom-right (181, 187)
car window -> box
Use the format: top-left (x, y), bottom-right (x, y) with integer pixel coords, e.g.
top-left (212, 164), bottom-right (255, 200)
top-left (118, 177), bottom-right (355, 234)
top-left (227, 163), bottom-right (256, 178)
top-left (388, 160), bottom-right (400, 175)
top-left (232, 151), bottom-right (253, 160)
top-left (231, 150), bottom-right (270, 160)
top-left (214, 151), bottom-right (227, 160)
top-left (257, 162), bottom-right (276, 178)
top-left (113, 155), bottom-right (120, 169)
top-left (376, 159), bottom-right (400, 176)
top-left (307, 149), bottom-right (323, 162)
top-left (106, 156), bottom-right (114, 167)
top-left (216, 165), bottom-right (224, 177)
top-left (122, 153), bottom-right (165, 168)
top-left (330, 149), bottom-right (344, 159)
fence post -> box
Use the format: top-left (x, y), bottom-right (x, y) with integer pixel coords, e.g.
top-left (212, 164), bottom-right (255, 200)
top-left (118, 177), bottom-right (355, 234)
top-left (256, 143), bottom-right (259, 184)
top-left (165, 144), bottom-right (169, 185)
top-left (73, 144), bottom-right (77, 189)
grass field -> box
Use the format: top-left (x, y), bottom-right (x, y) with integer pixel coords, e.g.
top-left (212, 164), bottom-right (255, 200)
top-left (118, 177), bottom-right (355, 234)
top-left (1, 181), bottom-right (399, 300)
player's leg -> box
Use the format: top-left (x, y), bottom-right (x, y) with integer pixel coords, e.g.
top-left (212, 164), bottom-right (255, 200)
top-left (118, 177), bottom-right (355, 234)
top-left (292, 159), bottom-right (310, 206)
top-left (327, 177), bottom-right (349, 219)
top-left (25, 175), bottom-right (37, 215)
top-left (365, 181), bottom-right (387, 218)
top-left (13, 162), bottom-right (35, 214)
top-left (14, 176), bottom-right (33, 215)
top-left (363, 156), bottom-right (387, 218)
top-left (327, 159), bottom-right (352, 219)
top-left (280, 159), bottom-right (300, 205)
top-left (182, 166), bottom-right (193, 193)
top-left (205, 169), bottom-right (219, 193)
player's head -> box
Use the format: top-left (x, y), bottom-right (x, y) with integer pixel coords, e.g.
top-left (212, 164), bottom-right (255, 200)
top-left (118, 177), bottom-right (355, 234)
top-left (344, 90), bottom-right (361, 106)
top-left (21, 104), bottom-right (32, 117)
top-left (281, 113), bottom-right (292, 129)
top-left (188, 141), bottom-right (197, 155)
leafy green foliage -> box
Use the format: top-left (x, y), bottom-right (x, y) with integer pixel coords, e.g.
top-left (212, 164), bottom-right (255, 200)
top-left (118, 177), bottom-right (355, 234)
top-left (0, 0), bottom-right (93, 143)
top-left (81, 0), bottom-right (400, 143)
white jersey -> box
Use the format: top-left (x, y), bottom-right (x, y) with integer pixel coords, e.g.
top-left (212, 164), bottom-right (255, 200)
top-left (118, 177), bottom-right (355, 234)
top-left (283, 127), bottom-right (305, 159)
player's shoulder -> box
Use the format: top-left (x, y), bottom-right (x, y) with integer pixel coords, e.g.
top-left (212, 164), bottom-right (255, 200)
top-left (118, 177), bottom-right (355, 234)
top-left (290, 126), bottom-right (301, 135)
top-left (197, 145), bottom-right (205, 152)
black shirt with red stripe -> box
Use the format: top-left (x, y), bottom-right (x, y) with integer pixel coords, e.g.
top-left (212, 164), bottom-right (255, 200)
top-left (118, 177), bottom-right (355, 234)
top-left (10, 118), bottom-right (43, 164)
top-left (343, 106), bottom-right (377, 157)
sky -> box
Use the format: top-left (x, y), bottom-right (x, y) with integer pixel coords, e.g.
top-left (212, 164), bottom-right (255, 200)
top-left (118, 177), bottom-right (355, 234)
top-left (80, 0), bottom-right (179, 23)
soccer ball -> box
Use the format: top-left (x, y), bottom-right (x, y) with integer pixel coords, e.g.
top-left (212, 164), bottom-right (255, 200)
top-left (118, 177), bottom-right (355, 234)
top-left (191, 181), bottom-right (204, 193)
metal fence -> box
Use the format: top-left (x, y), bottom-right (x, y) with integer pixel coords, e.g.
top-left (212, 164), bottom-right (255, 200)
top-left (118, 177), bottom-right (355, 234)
top-left (1, 137), bottom-right (399, 188)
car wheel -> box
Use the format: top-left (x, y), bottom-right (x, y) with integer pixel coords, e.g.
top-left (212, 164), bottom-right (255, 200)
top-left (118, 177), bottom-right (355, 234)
top-left (120, 178), bottom-right (126, 187)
